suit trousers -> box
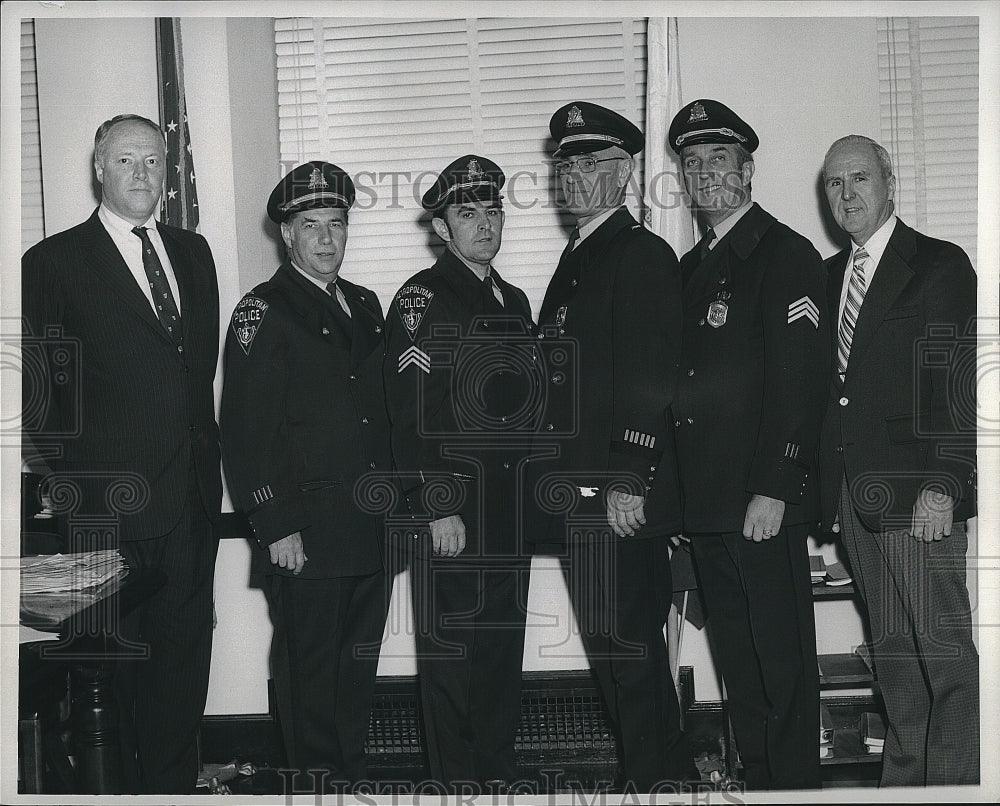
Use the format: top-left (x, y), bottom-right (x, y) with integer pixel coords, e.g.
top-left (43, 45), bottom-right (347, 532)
top-left (690, 524), bottom-right (820, 790)
top-left (263, 569), bottom-right (387, 786)
top-left (838, 476), bottom-right (979, 786)
top-left (113, 468), bottom-right (219, 794)
top-left (558, 535), bottom-right (683, 792)
top-left (410, 555), bottom-right (531, 789)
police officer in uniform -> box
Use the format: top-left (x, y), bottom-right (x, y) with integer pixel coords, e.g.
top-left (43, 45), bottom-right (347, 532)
top-left (528, 102), bottom-right (688, 791)
top-left (668, 100), bottom-right (830, 789)
top-left (383, 156), bottom-right (535, 789)
top-left (220, 161), bottom-right (391, 790)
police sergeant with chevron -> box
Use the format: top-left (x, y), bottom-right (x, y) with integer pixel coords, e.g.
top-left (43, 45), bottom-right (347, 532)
top-left (668, 99), bottom-right (831, 790)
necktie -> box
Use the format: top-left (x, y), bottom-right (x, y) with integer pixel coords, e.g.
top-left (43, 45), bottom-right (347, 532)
top-left (132, 226), bottom-right (182, 345)
top-left (837, 247), bottom-right (869, 375)
top-left (567, 226), bottom-right (581, 252)
top-left (325, 280), bottom-right (352, 317)
top-left (325, 281), bottom-right (353, 338)
top-left (484, 273), bottom-right (505, 308)
top-left (699, 228), bottom-right (717, 260)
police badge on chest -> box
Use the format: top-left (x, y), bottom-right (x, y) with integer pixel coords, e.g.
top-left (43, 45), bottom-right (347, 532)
top-left (707, 290), bottom-right (731, 328)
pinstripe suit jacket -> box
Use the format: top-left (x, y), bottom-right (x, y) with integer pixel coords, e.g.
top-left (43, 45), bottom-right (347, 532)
top-left (22, 209), bottom-right (223, 541)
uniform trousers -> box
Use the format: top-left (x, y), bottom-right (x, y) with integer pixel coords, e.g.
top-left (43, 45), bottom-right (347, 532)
top-left (690, 523), bottom-right (820, 790)
top-left (838, 476), bottom-right (979, 786)
top-left (558, 534), bottom-right (683, 792)
top-left (410, 555), bottom-right (531, 789)
top-left (113, 470), bottom-right (219, 794)
top-left (263, 569), bottom-right (387, 786)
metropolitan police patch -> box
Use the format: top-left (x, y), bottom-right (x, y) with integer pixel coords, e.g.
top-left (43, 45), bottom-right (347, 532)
top-left (231, 295), bottom-right (269, 356)
top-left (395, 284), bottom-right (434, 341)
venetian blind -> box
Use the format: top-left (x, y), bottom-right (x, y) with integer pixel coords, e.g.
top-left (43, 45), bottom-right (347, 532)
top-left (274, 17), bottom-right (648, 317)
top-left (878, 16), bottom-right (978, 267)
top-left (21, 18), bottom-right (45, 255)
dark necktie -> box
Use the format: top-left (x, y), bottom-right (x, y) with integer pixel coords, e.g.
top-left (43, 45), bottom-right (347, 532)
top-left (132, 226), bottom-right (182, 345)
top-left (483, 273), bottom-right (504, 309)
top-left (325, 281), bottom-right (353, 336)
top-left (699, 227), bottom-right (717, 260)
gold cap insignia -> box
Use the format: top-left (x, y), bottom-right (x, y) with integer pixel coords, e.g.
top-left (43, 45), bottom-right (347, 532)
top-left (566, 105), bottom-right (585, 128)
top-left (688, 102), bottom-right (708, 123)
top-left (307, 167), bottom-right (329, 190)
top-left (466, 159), bottom-right (484, 181)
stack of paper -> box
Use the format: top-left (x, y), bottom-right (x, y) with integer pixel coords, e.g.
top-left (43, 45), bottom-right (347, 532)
top-left (809, 554), bottom-right (826, 583)
top-left (21, 550), bottom-right (127, 594)
top-left (860, 712), bottom-right (886, 754)
top-left (824, 560), bottom-right (852, 586)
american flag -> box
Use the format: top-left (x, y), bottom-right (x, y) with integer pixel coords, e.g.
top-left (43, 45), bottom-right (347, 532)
top-left (156, 18), bottom-right (199, 231)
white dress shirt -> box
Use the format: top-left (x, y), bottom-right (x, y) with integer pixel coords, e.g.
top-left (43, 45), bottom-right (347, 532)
top-left (837, 215), bottom-right (897, 323)
top-left (99, 204), bottom-right (182, 313)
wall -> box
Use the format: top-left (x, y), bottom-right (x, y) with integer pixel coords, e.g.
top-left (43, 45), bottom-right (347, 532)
top-left (26, 11), bottom-right (886, 711)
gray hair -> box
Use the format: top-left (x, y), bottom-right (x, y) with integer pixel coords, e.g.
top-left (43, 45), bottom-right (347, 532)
top-left (824, 135), bottom-right (894, 180)
top-left (94, 114), bottom-right (163, 161)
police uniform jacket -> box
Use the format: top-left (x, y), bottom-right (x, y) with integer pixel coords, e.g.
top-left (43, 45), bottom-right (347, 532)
top-left (674, 203), bottom-right (829, 533)
top-left (818, 219), bottom-right (977, 533)
top-left (220, 263), bottom-right (391, 579)
top-left (22, 210), bottom-right (223, 540)
top-left (528, 207), bottom-right (683, 541)
top-left (383, 248), bottom-right (535, 559)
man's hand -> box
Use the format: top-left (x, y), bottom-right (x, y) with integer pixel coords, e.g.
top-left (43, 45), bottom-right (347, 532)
top-left (743, 494), bottom-right (785, 542)
top-left (607, 490), bottom-right (646, 537)
top-left (269, 532), bottom-right (307, 574)
top-left (669, 533), bottom-right (691, 549)
top-left (430, 514), bottom-right (467, 557)
top-left (910, 488), bottom-right (954, 542)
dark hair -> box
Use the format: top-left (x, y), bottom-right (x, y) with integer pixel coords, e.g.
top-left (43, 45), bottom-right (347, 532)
top-left (94, 114), bottom-right (163, 161)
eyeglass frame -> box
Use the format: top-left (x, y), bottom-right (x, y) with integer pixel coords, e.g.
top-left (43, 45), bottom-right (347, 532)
top-left (553, 156), bottom-right (624, 175)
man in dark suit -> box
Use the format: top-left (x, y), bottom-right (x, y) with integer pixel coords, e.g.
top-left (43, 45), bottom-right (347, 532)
top-left (818, 135), bottom-right (978, 786)
top-left (21, 114), bottom-right (223, 793)
top-left (528, 102), bottom-right (688, 791)
top-left (220, 162), bottom-right (391, 790)
top-left (667, 99), bottom-right (829, 790)
top-left (383, 156), bottom-right (535, 790)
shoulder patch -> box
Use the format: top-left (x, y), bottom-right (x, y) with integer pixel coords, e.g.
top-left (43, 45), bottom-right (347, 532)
top-left (394, 284), bottom-right (434, 342)
top-left (231, 295), bottom-right (270, 356)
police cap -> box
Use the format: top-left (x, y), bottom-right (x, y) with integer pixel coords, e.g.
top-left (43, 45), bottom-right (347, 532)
top-left (267, 160), bottom-right (355, 223)
top-left (668, 99), bottom-right (759, 154)
top-left (421, 154), bottom-right (505, 212)
top-left (549, 101), bottom-right (644, 158)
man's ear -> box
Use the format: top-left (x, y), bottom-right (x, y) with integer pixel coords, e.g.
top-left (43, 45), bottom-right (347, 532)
top-left (616, 157), bottom-right (634, 189)
top-left (431, 216), bottom-right (452, 242)
top-left (741, 158), bottom-right (755, 188)
top-left (280, 220), bottom-right (293, 252)
top-left (94, 158), bottom-right (104, 185)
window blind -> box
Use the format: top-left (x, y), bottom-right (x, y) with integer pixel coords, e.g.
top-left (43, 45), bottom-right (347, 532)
top-left (21, 18), bottom-right (45, 255)
top-left (275, 17), bottom-right (648, 317)
top-left (878, 16), bottom-right (978, 267)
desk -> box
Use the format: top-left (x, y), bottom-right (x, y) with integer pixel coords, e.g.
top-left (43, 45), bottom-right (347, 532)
top-left (19, 568), bottom-right (166, 794)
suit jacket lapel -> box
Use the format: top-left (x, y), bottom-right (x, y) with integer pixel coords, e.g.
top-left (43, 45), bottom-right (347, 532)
top-left (340, 279), bottom-right (382, 368)
top-left (157, 222), bottom-right (197, 342)
top-left (80, 211), bottom-right (171, 342)
top-left (827, 250), bottom-right (849, 380)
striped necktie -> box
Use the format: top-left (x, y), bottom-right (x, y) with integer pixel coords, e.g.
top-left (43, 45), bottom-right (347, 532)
top-left (837, 247), bottom-right (869, 375)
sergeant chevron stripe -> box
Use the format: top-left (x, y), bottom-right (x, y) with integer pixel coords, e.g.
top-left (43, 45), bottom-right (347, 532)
top-left (398, 345), bottom-right (431, 373)
top-left (787, 296), bottom-right (819, 328)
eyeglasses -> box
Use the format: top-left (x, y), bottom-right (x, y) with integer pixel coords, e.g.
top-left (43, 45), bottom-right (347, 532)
top-left (554, 157), bottom-right (621, 175)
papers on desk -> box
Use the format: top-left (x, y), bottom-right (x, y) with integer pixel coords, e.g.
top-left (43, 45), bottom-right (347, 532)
top-left (19, 624), bottom-right (60, 644)
top-left (20, 550), bottom-right (127, 594)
